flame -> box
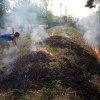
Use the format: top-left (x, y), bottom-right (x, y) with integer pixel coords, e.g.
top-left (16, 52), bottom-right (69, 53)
top-left (50, 33), bottom-right (61, 36)
top-left (38, 47), bottom-right (54, 57)
top-left (94, 47), bottom-right (100, 59)
top-left (43, 49), bottom-right (53, 57)
top-left (33, 41), bottom-right (53, 57)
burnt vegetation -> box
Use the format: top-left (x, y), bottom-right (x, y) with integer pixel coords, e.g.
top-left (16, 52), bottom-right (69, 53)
top-left (0, 36), bottom-right (100, 100)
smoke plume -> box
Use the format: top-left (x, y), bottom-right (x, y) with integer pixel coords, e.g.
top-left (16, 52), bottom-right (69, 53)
top-left (75, 4), bottom-right (100, 49)
top-left (0, 0), bottom-right (48, 76)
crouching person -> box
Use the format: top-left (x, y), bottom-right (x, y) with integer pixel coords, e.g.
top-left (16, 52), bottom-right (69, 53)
top-left (0, 32), bottom-right (20, 54)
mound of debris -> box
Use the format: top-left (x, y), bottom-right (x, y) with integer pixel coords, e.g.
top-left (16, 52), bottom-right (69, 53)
top-left (0, 35), bottom-right (100, 100)
top-left (29, 50), bottom-right (53, 62)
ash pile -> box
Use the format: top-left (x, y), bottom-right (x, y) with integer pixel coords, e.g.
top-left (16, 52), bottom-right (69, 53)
top-left (28, 50), bottom-right (53, 63)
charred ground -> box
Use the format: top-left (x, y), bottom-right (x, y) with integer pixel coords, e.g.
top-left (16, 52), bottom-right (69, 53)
top-left (0, 35), bottom-right (100, 100)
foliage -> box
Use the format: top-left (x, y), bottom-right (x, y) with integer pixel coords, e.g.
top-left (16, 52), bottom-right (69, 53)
top-left (0, 0), bottom-right (7, 28)
top-left (85, 0), bottom-right (96, 8)
top-left (5, 0), bottom-right (48, 26)
top-left (47, 11), bottom-right (54, 23)
top-left (1, 0), bottom-right (59, 27)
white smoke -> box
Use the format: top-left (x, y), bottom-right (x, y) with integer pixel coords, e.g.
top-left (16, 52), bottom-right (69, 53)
top-left (4, 0), bottom-right (45, 33)
top-left (75, 4), bottom-right (100, 48)
top-left (0, 0), bottom-right (48, 76)
top-left (3, 0), bottom-right (49, 54)
top-left (2, 46), bottom-right (19, 75)
top-left (30, 26), bottom-right (49, 51)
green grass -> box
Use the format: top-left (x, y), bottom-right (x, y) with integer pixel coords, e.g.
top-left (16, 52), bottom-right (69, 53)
top-left (49, 62), bottom-right (58, 68)
top-left (40, 88), bottom-right (53, 100)
top-left (52, 80), bottom-right (62, 91)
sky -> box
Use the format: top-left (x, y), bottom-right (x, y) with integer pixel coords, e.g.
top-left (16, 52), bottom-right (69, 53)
top-left (48, 0), bottom-right (99, 19)
top-left (8, 0), bottom-right (99, 19)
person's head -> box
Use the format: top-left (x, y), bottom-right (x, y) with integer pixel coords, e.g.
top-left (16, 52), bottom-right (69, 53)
top-left (14, 32), bottom-right (20, 38)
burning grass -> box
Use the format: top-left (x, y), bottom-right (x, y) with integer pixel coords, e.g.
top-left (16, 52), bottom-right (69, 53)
top-left (0, 26), bottom-right (100, 99)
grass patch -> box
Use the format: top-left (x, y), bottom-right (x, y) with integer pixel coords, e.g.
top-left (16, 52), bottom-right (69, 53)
top-left (40, 88), bottom-right (53, 100)
top-left (52, 47), bottom-right (59, 51)
top-left (49, 62), bottom-right (58, 68)
top-left (5, 90), bottom-right (27, 100)
top-left (90, 74), bottom-right (100, 92)
top-left (52, 80), bottom-right (62, 91)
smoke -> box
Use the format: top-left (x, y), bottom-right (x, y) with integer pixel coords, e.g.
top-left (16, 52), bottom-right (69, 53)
top-left (4, 0), bottom-right (45, 30)
top-left (75, 4), bottom-right (100, 48)
top-left (2, 47), bottom-right (19, 76)
top-left (0, 0), bottom-right (49, 77)
top-left (30, 26), bottom-right (49, 51)
top-left (60, 26), bottom-right (69, 38)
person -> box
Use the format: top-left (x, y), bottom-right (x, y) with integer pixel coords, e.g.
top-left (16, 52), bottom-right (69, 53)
top-left (0, 32), bottom-right (20, 54)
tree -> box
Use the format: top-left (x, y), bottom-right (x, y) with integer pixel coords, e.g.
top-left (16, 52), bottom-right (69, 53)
top-left (85, 0), bottom-right (95, 8)
top-left (47, 11), bottom-right (54, 23)
top-left (6, 0), bottom-right (48, 26)
top-left (0, 0), bottom-right (6, 28)
top-left (38, 0), bottom-right (50, 24)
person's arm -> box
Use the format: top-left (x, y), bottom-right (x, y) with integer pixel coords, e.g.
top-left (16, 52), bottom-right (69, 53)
top-left (12, 38), bottom-right (20, 51)
top-left (11, 35), bottom-right (17, 46)
top-left (12, 38), bottom-right (18, 46)
top-left (11, 35), bottom-right (20, 51)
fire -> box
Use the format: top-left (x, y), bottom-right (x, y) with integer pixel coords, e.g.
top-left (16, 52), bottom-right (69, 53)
top-left (94, 47), bottom-right (100, 59)
top-left (43, 49), bottom-right (53, 57)
top-left (33, 40), bottom-right (54, 57)
top-left (37, 47), bottom-right (54, 57)
top-left (50, 33), bottom-right (62, 36)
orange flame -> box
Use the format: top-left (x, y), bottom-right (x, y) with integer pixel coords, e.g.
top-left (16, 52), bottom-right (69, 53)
top-left (50, 33), bottom-right (61, 36)
top-left (94, 47), bottom-right (100, 59)
top-left (38, 47), bottom-right (53, 57)
top-left (33, 41), bottom-right (53, 57)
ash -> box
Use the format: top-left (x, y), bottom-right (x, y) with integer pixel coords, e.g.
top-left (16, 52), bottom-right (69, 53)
top-left (29, 50), bottom-right (52, 63)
